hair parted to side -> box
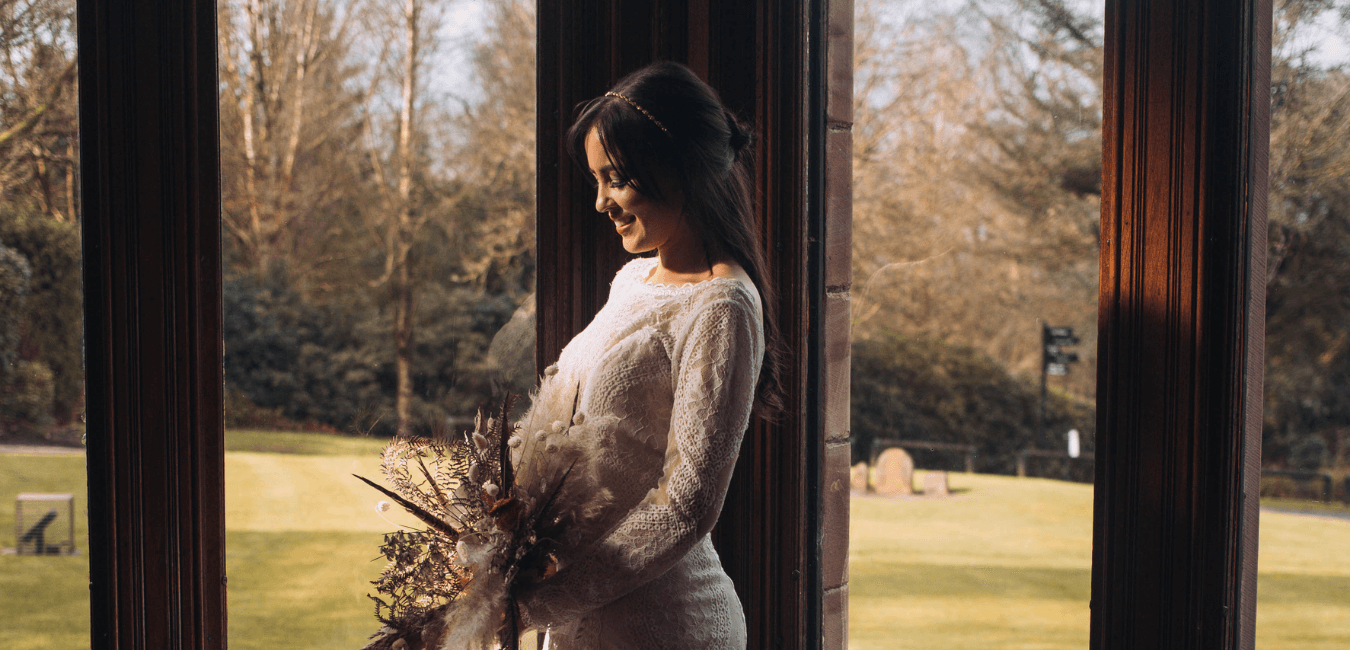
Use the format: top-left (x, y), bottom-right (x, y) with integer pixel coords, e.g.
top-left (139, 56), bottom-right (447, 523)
top-left (566, 61), bottom-right (785, 417)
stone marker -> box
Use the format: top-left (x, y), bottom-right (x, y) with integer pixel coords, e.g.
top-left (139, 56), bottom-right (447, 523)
top-left (922, 470), bottom-right (950, 497)
top-left (851, 462), bottom-right (870, 493)
top-left (873, 448), bottom-right (914, 496)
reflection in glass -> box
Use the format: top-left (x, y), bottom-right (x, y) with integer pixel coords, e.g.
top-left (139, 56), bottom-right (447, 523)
top-left (848, 2), bottom-right (1100, 648)
top-left (216, 0), bottom-right (536, 645)
top-left (1257, 1), bottom-right (1350, 647)
top-left (1, 0), bottom-right (89, 646)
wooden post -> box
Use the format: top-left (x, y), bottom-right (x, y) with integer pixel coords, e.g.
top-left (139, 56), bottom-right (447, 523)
top-left (79, 0), bottom-right (227, 646)
top-left (1093, 0), bottom-right (1269, 647)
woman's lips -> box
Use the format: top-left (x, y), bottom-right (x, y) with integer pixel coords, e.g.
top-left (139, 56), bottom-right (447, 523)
top-left (612, 213), bottom-right (637, 232)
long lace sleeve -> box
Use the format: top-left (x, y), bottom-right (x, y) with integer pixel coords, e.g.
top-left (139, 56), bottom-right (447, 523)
top-left (519, 295), bottom-right (763, 626)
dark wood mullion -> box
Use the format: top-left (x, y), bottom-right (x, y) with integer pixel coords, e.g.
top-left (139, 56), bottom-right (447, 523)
top-left (79, 0), bottom-right (226, 648)
top-left (1092, 1), bottom-right (1268, 648)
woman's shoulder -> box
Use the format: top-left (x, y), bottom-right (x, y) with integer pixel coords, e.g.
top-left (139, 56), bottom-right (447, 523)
top-left (670, 275), bottom-right (762, 332)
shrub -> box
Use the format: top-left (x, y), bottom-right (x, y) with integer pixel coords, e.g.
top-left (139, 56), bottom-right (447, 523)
top-left (851, 332), bottom-right (1095, 479)
top-left (223, 265), bottom-right (521, 435)
top-left (0, 207), bottom-right (83, 424)
top-left (2, 360), bottom-right (55, 433)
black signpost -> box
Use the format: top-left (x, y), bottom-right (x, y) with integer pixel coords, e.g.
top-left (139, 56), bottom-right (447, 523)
top-left (1039, 324), bottom-right (1081, 469)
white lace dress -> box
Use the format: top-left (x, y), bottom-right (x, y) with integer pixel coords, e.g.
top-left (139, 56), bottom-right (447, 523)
top-left (517, 257), bottom-right (763, 650)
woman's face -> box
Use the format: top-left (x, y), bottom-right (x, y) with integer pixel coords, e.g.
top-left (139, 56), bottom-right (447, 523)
top-left (585, 127), bottom-right (689, 255)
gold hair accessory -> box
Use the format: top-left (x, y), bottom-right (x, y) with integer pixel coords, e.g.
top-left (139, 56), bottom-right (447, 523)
top-left (605, 91), bottom-right (670, 135)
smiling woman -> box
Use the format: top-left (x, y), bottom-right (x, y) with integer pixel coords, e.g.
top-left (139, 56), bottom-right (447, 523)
top-left (569, 63), bottom-right (768, 291)
top-left (497, 61), bottom-right (776, 650)
top-left (584, 128), bottom-right (692, 264)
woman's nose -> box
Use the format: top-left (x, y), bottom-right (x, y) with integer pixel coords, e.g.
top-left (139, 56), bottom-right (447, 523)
top-left (595, 185), bottom-right (610, 214)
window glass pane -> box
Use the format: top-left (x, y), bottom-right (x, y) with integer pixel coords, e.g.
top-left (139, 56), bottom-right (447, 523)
top-left (1257, 2), bottom-right (1350, 647)
top-left (0, 0), bottom-right (89, 646)
top-left (849, 1), bottom-right (1100, 647)
top-left (216, 0), bottom-right (535, 645)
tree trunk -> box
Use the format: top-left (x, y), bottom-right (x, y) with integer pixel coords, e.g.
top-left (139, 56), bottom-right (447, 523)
top-left (242, 0), bottom-right (266, 271)
top-left (394, 258), bottom-right (415, 436)
top-left (393, 0), bottom-right (420, 436)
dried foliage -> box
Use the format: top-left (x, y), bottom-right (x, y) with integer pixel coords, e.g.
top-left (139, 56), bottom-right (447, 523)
top-left (358, 386), bottom-right (601, 650)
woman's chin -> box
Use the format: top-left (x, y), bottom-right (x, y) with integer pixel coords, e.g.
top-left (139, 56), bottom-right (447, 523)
top-left (619, 236), bottom-right (651, 254)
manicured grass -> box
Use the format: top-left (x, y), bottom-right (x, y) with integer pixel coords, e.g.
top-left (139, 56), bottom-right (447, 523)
top-left (3, 440), bottom-right (1348, 649)
top-left (227, 530), bottom-right (388, 650)
top-left (0, 436), bottom-right (408, 650)
top-left (225, 429), bottom-right (391, 457)
top-left (850, 471), bottom-right (1350, 650)
top-left (0, 454), bottom-right (90, 650)
top-left (850, 472), bottom-right (1093, 650)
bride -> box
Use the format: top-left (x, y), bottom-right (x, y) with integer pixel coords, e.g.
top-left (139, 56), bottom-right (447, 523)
top-left (514, 61), bottom-right (783, 650)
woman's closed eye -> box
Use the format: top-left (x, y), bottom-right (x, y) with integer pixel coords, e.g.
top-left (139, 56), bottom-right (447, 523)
top-left (588, 171), bottom-right (628, 189)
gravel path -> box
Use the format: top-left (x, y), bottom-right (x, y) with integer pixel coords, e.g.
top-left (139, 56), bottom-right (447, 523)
top-left (1261, 506), bottom-right (1350, 523)
top-left (0, 444), bottom-right (84, 456)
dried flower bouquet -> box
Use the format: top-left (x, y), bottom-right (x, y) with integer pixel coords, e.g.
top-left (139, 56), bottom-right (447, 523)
top-left (357, 374), bottom-right (611, 650)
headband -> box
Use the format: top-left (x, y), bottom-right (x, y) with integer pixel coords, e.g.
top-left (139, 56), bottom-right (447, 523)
top-left (605, 91), bottom-right (670, 135)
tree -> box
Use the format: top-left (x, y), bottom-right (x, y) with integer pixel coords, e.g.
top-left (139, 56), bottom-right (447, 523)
top-left (355, 0), bottom-right (538, 434)
top-left (217, 0), bottom-right (369, 278)
top-left (351, 0), bottom-right (454, 436)
top-left (851, 0), bottom-right (1100, 396)
top-left (213, 0), bottom-right (541, 435)
top-left (1262, 0), bottom-right (1350, 468)
top-left (445, 0), bottom-right (536, 296)
top-left (0, 206), bottom-right (82, 423)
top-left (0, 0), bottom-right (79, 221)
top-left (0, 240), bottom-right (32, 435)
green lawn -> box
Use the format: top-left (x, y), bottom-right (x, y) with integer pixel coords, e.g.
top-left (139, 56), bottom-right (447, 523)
top-left (2, 434), bottom-right (1348, 649)
top-left (0, 455), bottom-right (91, 650)
top-left (1, 431), bottom-right (414, 650)
top-left (850, 471), bottom-right (1350, 650)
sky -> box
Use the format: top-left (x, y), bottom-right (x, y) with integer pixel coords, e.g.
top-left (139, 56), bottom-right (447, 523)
top-left (426, 0), bottom-right (1348, 108)
top-left (424, 1), bottom-right (490, 107)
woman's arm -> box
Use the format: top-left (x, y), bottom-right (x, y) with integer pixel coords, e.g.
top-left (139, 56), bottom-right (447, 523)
top-left (519, 294), bottom-right (763, 626)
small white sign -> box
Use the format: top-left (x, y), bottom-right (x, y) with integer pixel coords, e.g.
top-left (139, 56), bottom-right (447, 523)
top-left (1067, 429), bottom-right (1081, 459)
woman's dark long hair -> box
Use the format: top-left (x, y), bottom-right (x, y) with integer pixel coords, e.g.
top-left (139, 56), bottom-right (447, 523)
top-left (566, 61), bottom-right (785, 417)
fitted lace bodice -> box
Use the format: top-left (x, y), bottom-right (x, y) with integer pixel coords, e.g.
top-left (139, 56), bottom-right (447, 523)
top-left (517, 257), bottom-right (762, 650)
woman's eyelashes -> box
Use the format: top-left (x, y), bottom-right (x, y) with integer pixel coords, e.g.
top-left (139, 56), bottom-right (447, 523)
top-left (588, 171), bottom-right (627, 189)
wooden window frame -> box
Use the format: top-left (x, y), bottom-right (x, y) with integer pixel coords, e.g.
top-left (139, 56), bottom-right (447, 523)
top-left (76, 1), bottom-right (1268, 649)
top-left (1091, 2), bottom-right (1269, 648)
